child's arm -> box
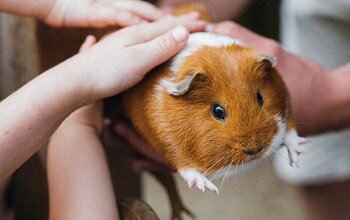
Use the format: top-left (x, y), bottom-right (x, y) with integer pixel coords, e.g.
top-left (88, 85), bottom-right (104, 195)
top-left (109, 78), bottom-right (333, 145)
top-left (47, 36), bottom-right (118, 220)
top-left (0, 15), bottom-right (205, 183)
top-left (0, 0), bottom-right (164, 27)
top-left (48, 101), bottom-right (119, 220)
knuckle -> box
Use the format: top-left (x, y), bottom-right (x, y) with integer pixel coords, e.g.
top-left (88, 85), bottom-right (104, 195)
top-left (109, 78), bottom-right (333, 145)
top-left (156, 36), bottom-right (173, 54)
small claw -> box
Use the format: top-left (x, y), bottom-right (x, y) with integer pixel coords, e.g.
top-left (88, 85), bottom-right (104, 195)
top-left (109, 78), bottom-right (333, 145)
top-left (196, 181), bottom-right (205, 192)
top-left (298, 138), bottom-right (310, 145)
top-left (206, 181), bottom-right (219, 194)
top-left (188, 180), bottom-right (195, 188)
top-left (180, 168), bottom-right (219, 193)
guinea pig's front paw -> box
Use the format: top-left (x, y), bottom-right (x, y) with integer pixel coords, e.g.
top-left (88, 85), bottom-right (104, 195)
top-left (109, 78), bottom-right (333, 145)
top-left (179, 168), bottom-right (219, 193)
top-left (284, 129), bottom-right (308, 167)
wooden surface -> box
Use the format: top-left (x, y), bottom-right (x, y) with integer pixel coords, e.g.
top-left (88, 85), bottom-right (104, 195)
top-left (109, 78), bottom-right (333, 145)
top-left (0, 14), bottom-right (38, 99)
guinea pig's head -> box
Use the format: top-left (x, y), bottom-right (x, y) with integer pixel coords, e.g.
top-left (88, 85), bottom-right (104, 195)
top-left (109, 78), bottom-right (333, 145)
top-left (157, 33), bottom-right (288, 174)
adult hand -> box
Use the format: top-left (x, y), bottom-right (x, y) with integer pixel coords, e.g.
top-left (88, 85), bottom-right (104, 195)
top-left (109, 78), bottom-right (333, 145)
top-left (106, 120), bottom-right (172, 172)
top-left (42, 0), bottom-right (165, 28)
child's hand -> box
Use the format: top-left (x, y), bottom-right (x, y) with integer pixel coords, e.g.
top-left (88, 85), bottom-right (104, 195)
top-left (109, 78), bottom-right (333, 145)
top-left (68, 13), bottom-right (206, 103)
top-left (43, 0), bottom-right (165, 28)
top-left (79, 35), bottom-right (170, 173)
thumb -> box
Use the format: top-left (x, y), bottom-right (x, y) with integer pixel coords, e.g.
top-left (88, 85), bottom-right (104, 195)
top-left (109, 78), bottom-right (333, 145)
top-left (131, 26), bottom-right (189, 72)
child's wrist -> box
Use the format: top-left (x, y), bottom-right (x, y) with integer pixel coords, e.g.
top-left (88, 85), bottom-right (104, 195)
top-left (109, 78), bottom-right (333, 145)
top-left (67, 53), bottom-right (98, 105)
top-left (43, 55), bottom-right (93, 112)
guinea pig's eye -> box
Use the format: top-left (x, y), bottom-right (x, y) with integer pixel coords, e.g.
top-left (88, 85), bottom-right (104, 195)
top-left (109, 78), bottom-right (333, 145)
top-left (256, 91), bottom-right (264, 107)
top-left (211, 103), bottom-right (226, 121)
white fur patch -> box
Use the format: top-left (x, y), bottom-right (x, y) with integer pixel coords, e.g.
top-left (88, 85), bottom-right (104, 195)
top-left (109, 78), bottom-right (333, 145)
top-left (170, 32), bottom-right (243, 75)
top-left (154, 78), bottom-right (175, 102)
top-left (187, 32), bottom-right (243, 48)
top-left (264, 115), bottom-right (287, 158)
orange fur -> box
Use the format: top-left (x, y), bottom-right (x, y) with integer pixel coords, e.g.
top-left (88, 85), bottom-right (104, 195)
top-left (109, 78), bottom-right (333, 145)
top-left (122, 43), bottom-right (294, 174)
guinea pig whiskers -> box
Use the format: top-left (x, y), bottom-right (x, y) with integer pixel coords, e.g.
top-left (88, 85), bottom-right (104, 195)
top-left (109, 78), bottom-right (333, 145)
top-left (238, 164), bottom-right (243, 178)
top-left (208, 167), bottom-right (222, 181)
top-left (239, 164), bottom-right (243, 178)
top-left (219, 160), bottom-right (233, 191)
top-left (236, 163), bottom-right (241, 178)
top-left (235, 161), bottom-right (241, 178)
top-left (209, 166), bottom-right (225, 181)
top-left (203, 156), bottom-right (225, 176)
top-left (238, 161), bottom-right (244, 178)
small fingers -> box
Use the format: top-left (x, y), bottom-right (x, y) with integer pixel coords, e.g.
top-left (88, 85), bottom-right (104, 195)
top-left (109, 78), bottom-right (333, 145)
top-left (123, 13), bottom-right (205, 44)
top-left (111, 8), bottom-right (144, 26)
top-left (172, 12), bottom-right (207, 33)
top-left (113, 1), bottom-right (165, 21)
top-left (106, 13), bottom-right (205, 47)
top-left (129, 26), bottom-right (189, 75)
top-left (87, 6), bottom-right (144, 27)
top-left (79, 35), bottom-right (97, 53)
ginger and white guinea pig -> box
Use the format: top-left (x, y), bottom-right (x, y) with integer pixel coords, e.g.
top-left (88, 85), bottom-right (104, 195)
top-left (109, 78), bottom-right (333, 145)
top-left (122, 32), bottom-right (307, 193)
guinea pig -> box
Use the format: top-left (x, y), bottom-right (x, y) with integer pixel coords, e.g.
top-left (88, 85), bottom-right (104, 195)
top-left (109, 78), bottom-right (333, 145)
top-left (122, 32), bottom-right (307, 193)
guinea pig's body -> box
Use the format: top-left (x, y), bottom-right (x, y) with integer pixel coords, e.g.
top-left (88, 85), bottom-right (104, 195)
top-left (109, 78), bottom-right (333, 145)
top-left (122, 32), bottom-right (305, 192)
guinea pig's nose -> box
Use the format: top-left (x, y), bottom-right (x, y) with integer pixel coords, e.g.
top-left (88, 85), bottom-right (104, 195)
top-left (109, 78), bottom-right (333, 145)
top-left (244, 146), bottom-right (263, 156)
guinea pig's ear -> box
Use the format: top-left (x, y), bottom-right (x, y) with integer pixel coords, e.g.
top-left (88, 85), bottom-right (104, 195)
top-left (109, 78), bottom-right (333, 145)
top-left (163, 72), bottom-right (203, 96)
top-left (260, 54), bottom-right (278, 68)
top-left (258, 54), bottom-right (278, 74)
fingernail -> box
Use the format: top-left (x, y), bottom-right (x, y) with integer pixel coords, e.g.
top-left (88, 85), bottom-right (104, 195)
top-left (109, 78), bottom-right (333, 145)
top-left (172, 26), bottom-right (188, 43)
top-left (83, 35), bottom-right (92, 43)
